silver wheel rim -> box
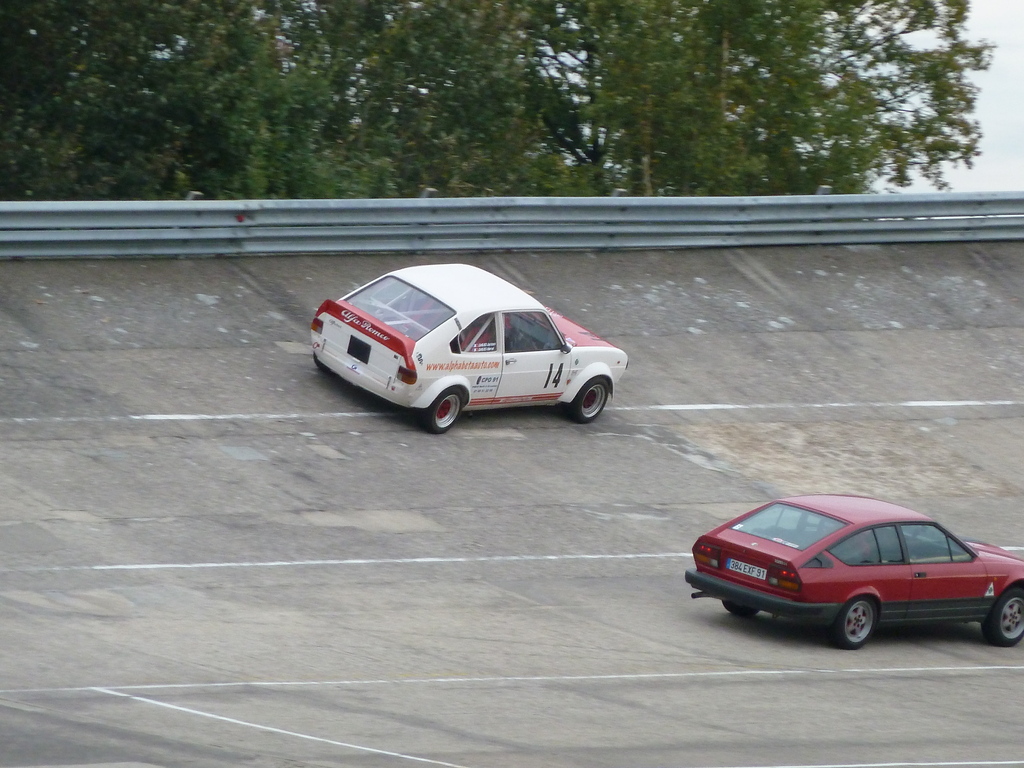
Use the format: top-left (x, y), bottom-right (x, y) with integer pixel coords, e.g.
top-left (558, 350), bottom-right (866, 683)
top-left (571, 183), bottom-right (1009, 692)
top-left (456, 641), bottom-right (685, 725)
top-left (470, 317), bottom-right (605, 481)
top-left (434, 394), bottom-right (461, 429)
top-left (580, 384), bottom-right (607, 418)
top-left (1000, 596), bottom-right (1024, 640)
top-left (845, 600), bottom-right (874, 643)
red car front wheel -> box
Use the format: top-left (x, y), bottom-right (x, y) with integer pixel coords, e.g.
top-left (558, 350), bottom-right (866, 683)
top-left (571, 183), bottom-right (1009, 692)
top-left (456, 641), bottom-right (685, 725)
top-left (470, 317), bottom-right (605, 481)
top-left (983, 587), bottom-right (1024, 647)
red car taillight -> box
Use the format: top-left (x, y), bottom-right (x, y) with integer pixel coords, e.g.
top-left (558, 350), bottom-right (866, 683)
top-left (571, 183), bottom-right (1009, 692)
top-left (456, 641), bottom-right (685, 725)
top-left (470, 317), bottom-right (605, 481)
top-left (311, 316), bottom-right (324, 334)
top-left (768, 562), bottom-right (802, 592)
top-left (396, 365), bottom-right (418, 385)
top-left (694, 542), bottom-right (722, 568)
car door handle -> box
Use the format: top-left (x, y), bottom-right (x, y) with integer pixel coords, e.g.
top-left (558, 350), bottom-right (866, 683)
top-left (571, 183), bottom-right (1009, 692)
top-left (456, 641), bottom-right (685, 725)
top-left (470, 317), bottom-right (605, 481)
top-left (914, 571), bottom-right (927, 578)
top-left (505, 357), bottom-right (517, 365)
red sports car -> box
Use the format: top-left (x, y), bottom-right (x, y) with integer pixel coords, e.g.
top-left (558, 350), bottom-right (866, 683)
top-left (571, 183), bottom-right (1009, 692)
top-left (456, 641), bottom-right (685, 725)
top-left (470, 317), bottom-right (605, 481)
top-left (685, 495), bottom-right (1024, 649)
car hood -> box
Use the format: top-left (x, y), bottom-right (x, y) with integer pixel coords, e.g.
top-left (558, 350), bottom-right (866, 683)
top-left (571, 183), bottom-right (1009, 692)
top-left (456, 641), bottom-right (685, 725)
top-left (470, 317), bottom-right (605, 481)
top-left (547, 308), bottom-right (618, 349)
top-left (969, 539), bottom-right (1024, 565)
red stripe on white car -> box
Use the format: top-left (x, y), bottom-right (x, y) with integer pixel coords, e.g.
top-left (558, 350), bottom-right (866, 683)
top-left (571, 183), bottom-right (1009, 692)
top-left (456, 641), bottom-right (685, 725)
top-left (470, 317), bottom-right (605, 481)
top-left (548, 308), bottom-right (617, 349)
top-left (472, 393), bottom-right (563, 406)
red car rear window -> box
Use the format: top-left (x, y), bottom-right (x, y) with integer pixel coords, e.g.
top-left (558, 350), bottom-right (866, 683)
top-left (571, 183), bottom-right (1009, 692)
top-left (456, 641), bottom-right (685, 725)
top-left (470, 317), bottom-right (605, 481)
top-left (730, 503), bottom-right (847, 550)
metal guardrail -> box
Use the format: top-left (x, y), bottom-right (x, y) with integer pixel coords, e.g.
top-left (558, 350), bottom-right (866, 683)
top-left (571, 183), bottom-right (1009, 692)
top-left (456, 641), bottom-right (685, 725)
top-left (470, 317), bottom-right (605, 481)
top-left (1, 192), bottom-right (1023, 258)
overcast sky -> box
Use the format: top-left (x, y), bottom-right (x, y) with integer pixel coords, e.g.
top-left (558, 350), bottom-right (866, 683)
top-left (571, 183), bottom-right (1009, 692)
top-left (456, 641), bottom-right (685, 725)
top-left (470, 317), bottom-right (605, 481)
top-left (911, 1), bottom-right (1024, 192)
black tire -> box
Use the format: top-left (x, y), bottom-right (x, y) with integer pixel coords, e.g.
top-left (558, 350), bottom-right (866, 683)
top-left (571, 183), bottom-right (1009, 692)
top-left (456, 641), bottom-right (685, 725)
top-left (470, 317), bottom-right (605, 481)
top-left (982, 587), bottom-right (1024, 647)
top-left (313, 352), bottom-right (331, 373)
top-left (565, 377), bottom-right (611, 424)
top-left (829, 596), bottom-right (877, 650)
top-left (723, 600), bottom-right (759, 618)
top-left (418, 387), bottom-right (466, 434)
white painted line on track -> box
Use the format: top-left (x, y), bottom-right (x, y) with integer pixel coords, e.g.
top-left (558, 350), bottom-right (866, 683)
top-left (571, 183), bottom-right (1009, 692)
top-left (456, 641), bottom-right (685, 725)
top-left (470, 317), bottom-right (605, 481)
top-left (3, 399), bottom-right (1023, 425)
top-left (8, 551), bottom-right (693, 574)
top-left (0, 411), bottom-right (379, 424)
top-left (12, 547), bottom-right (1023, 574)
top-left (92, 688), bottom-right (473, 768)
top-left (614, 400), bottom-right (1024, 412)
top-left (5, 664), bottom-right (1023, 696)
top-left (692, 762), bottom-right (1024, 768)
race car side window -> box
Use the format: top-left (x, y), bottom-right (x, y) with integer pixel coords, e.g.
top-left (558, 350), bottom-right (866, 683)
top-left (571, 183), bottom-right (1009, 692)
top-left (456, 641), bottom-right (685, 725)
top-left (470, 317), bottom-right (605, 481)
top-left (503, 311), bottom-right (561, 353)
top-left (900, 523), bottom-right (973, 564)
top-left (453, 314), bottom-right (497, 353)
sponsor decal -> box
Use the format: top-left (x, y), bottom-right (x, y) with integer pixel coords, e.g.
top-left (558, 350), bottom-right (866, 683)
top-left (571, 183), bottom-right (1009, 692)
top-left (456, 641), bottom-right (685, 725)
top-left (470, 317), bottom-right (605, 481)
top-left (339, 308), bottom-right (391, 342)
top-left (425, 360), bottom-right (501, 372)
top-left (471, 373), bottom-right (501, 396)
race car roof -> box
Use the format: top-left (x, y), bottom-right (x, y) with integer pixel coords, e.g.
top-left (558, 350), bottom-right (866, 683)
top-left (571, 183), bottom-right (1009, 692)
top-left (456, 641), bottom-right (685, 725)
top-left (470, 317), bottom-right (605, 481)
top-left (387, 263), bottom-right (544, 317)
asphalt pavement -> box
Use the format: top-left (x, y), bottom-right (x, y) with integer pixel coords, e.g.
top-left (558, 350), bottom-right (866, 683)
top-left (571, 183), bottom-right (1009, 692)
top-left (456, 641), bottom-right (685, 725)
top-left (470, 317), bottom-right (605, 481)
top-left (1, 242), bottom-right (1023, 767)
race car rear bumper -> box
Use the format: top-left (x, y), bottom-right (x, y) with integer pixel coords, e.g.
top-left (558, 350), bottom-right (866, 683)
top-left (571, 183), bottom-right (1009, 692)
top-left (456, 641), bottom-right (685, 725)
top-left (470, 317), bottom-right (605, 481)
top-left (685, 568), bottom-right (841, 624)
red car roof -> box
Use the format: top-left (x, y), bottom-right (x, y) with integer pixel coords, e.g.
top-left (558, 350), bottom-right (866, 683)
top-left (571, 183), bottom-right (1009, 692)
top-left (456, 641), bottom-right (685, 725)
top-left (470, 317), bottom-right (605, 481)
top-left (778, 494), bottom-right (933, 526)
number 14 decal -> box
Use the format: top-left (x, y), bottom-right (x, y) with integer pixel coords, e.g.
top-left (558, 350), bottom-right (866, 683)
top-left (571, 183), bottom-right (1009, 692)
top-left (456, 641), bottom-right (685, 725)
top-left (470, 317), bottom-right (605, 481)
top-left (544, 363), bottom-right (564, 388)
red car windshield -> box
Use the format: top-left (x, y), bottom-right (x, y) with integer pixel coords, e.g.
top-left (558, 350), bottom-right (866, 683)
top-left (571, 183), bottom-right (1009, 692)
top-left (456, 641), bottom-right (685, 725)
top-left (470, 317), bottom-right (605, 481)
top-left (730, 502), bottom-right (848, 550)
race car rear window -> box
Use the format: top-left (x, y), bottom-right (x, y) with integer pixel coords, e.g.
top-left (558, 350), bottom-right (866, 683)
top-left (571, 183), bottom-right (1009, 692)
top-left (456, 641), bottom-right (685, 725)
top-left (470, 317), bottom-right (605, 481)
top-left (730, 503), bottom-right (848, 550)
top-left (347, 276), bottom-right (455, 341)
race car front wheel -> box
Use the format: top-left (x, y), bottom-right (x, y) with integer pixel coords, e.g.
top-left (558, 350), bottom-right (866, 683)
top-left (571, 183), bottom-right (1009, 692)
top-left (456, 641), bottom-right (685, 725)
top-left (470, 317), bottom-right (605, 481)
top-left (982, 587), bottom-right (1024, 647)
top-left (565, 377), bottom-right (610, 423)
top-left (418, 387), bottom-right (466, 434)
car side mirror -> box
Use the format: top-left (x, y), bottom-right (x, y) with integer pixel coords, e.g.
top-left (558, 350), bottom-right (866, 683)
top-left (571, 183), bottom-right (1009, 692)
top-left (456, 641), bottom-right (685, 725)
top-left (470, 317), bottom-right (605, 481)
top-left (561, 342), bottom-right (573, 354)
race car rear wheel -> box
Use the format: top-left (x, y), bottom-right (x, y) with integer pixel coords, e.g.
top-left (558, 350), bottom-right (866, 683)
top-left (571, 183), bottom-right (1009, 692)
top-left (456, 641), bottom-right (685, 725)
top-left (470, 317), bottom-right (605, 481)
top-left (829, 596), bottom-right (877, 650)
top-left (982, 587), bottom-right (1024, 647)
top-left (722, 600), bottom-right (759, 618)
top-left (418, 387), bottom-right (466, 434)
top-left (565, 377), bottom-right (610, 423)
top-left (313, 352), bottom-right (331, 373)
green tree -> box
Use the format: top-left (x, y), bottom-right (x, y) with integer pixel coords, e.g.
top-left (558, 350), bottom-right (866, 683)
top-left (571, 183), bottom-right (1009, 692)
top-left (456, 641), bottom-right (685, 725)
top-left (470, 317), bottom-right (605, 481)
top-left (0, 0), bottom-right (345, 199)
top-left (523, 0), bottom-right (991, 194)
top-left (335, 0), bottom-right (579, 196)
top-left (0, 0), bottom-right (993, 199)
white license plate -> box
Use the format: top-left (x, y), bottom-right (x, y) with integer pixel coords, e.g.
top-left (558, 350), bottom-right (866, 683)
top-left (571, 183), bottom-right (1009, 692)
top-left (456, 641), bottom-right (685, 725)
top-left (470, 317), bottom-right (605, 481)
top-left (726, 558), bottom-right (767, 580)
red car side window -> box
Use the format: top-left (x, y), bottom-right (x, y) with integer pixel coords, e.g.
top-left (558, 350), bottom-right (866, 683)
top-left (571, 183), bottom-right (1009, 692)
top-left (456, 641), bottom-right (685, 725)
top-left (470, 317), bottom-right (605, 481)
top-left (830, 530), bottom-right (881, 566)
top-left (901, 523), bottom-right (972, 564)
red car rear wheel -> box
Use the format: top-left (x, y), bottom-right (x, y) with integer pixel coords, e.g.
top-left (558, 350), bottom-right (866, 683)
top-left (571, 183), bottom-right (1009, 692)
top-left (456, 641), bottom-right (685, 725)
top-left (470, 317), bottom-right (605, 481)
top-left (829, 596), bottom-right (877, 650)
top-left (722, 600), bottom-right (759, 618)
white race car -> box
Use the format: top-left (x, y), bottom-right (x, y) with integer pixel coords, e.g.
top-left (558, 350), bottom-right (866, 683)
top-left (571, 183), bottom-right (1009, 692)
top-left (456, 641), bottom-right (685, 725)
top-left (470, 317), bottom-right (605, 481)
top-left (310, 263), bottom-right (628, 433)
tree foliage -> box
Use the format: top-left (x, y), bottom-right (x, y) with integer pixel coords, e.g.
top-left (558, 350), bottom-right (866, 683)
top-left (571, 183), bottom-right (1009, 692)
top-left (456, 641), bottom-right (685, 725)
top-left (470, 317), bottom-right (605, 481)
top-left (0, 0), bottom-right (991, 199)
